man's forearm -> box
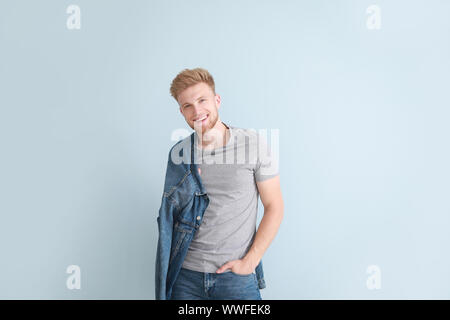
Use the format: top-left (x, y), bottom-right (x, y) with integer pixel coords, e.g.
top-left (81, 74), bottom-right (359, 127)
top-left (243, 204), bottom-right (284, 270)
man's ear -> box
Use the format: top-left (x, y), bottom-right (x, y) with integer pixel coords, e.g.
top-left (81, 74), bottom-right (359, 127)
top-left (215, 94), bottom-right (221, 109)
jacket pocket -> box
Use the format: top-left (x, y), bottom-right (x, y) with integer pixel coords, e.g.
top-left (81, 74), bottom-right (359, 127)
top-left (169, 221), bottom-right (193, 264)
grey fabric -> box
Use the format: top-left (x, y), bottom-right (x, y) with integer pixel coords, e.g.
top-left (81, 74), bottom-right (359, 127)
top-left (181, 123), bottom-right (279, 273)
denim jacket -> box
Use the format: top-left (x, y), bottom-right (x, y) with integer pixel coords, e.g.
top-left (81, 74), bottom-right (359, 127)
top-left (155, 131), bottom-right (266, 300)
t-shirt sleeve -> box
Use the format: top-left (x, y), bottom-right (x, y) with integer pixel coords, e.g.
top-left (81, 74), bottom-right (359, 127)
top-left (254, 132), bottom-right (279, 182)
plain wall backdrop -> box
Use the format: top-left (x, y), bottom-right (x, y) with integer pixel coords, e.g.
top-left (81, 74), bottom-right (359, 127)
top-left (1, 0), bottom-right (449, 299)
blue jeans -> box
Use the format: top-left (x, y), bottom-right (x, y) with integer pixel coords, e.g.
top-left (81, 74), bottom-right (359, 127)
top-left (170, 267), bottom-right (262, 300)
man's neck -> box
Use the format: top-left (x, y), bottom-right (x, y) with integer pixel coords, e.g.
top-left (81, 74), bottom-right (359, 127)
top-left (197, 121), bottom-right (230, 150)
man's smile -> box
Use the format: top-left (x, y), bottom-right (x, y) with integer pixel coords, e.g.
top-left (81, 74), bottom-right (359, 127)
top-left (194, 114), bottom-right (209, 124)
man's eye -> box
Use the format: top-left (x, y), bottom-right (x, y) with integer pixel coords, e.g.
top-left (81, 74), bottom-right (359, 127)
top-left (200, 99), bottom-right (205, 102)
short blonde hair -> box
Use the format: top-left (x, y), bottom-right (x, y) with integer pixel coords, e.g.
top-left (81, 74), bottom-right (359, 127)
top-left (170, 67), bottom-right (216, 102)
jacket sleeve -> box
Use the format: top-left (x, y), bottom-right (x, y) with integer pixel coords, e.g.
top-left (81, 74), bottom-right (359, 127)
top-left (155, 142), bottom-right (184, 299)
top-left (155, 195), bottom-right (173, 300)
top-left (155, 147), bottom-right (179, 300)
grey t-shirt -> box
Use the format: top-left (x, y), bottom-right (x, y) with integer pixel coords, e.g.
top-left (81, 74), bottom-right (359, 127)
top-left (181, 123), bottom-right (279, 273)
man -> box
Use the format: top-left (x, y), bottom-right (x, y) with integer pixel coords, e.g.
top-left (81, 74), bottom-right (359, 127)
top-left (158, 67), bottom-right (283, 300)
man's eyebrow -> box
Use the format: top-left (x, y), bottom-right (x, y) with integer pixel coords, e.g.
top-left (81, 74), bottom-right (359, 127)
top-left (182, 96), bottom-right (205, 107)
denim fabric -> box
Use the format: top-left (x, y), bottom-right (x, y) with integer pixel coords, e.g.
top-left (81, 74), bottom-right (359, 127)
top-left (170, 268), bottom-right (262, 300)
top-left (155, 131), bottom-right (266, 300)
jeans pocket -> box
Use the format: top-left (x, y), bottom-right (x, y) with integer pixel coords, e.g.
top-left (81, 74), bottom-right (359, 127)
top-left (252, 272), bottom-right (259, 288)
top-left (230, 270), bottom-right (254, 277)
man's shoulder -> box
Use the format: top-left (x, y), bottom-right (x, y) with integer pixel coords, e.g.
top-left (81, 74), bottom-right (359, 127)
top-left (164, 133), bottom-right (194, 164)
top-left (230, 126), bottom-right (259, 137)
top-left (169, 132), bottom-right (193, 151)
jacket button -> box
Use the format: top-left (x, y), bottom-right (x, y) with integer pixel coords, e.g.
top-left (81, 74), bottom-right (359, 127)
top-left (196, 216), bottom-right (201, 220)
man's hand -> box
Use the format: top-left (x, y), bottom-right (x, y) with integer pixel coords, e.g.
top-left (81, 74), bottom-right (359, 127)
top-left (216, 257), bottom-right (255, 275)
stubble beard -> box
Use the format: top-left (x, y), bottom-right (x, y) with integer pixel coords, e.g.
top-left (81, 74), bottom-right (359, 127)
top-left (193, 110), bottom-right (221, 148)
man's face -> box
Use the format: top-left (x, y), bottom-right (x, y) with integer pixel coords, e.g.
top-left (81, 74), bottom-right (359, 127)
top-left (177, 82), bottom-right (221, 134)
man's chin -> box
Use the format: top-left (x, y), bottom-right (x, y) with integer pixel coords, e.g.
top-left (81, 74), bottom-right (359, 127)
top-left (190, 124), bottom-right (206, 135)
top-left (191, 116), bottom-right (217, 135)
top-left (192, 121), bottom-right (216, 135)
top-left (195, 127), bottom-right (211, 136)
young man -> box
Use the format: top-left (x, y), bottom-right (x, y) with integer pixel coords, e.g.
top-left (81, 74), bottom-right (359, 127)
top-left (158, 67), bottom-right (284, 300)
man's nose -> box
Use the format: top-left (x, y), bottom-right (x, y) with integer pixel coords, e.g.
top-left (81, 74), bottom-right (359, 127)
top-left (192, 104), bottom-right (204, 115)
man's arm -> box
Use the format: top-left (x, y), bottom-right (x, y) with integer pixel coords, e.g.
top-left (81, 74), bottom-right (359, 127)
top-left (243, 175), bottom-right (284, 270)
top-left (216, 175), bottom-right (284, 274)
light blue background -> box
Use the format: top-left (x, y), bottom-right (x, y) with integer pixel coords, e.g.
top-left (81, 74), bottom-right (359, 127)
top-left (1, 0), bottom-right (449, 299)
